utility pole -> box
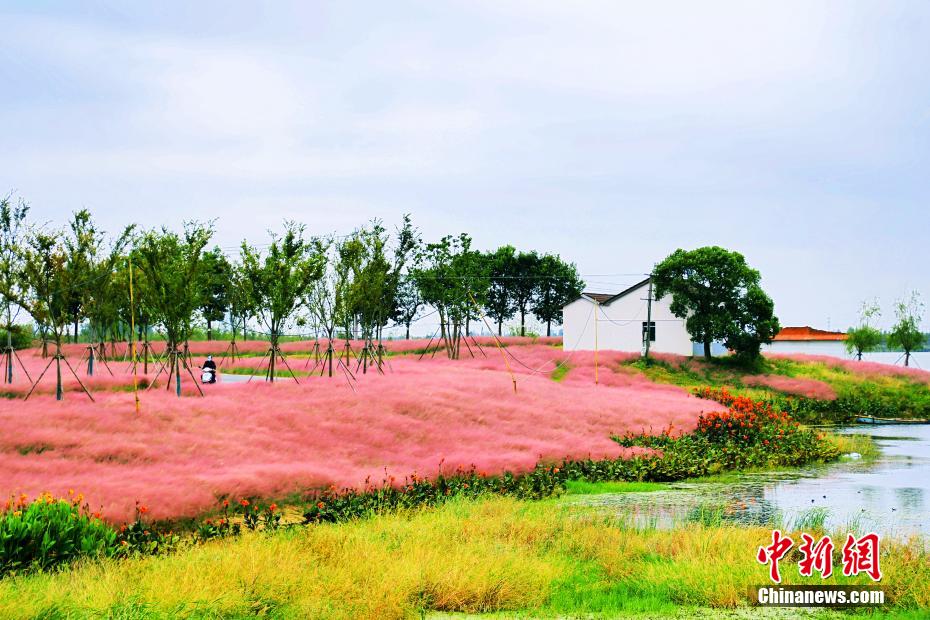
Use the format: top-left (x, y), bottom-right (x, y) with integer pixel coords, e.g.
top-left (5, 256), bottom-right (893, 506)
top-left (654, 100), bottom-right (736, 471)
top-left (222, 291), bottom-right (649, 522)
top-left (643, 277), bottom-right (653, 359)
top-left (594, 300), bottom-right (599, 385)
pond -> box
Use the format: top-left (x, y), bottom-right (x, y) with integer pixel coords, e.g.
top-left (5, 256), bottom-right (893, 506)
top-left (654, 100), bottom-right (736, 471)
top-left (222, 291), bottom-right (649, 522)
top-left (572, 424), bottom-right (930, 538)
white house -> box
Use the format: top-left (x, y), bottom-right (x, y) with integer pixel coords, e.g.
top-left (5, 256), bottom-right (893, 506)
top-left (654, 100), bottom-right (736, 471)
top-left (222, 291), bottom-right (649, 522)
top-left (561, 278), bottom-right (694, 355)
top-left (761, 326), bottom-right (848, 357)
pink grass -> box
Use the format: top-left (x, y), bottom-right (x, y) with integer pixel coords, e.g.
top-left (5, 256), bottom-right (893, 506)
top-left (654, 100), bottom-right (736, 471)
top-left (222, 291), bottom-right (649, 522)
top-left (743, 374), bottom-right (838, 400)
top-left (766, 353), bottom-right (930, 383)
top-left (0, 342), bottom-right (718, 522)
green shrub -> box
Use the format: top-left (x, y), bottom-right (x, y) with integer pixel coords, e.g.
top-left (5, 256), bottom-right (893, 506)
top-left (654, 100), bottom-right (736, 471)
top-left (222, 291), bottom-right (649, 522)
top-left (0, 495), bottom-right (119, 575)
top-left (0, 325), bottom-right (32, 350)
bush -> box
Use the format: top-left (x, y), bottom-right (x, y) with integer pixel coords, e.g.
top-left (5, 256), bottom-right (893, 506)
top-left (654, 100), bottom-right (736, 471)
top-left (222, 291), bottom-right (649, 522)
top-left (613, 387), bottom-right (838, 476)
top-left (0, 493), bottom-right (119, 575)
top-left (0, 324), bottom-right (32, 350)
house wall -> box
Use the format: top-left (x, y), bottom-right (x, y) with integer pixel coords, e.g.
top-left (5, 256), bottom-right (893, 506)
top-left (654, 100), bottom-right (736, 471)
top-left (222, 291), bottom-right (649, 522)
top-left (562, 282), bottom-right (693, 355)
top-left (762, 340), bottom-right (849, 358)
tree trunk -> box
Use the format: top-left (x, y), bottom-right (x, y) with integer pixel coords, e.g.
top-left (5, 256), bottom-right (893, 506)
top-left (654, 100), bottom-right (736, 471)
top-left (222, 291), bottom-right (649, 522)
top-left (207, 319), bottom-right (213, 341)
top-left (497, 320), bottom-right (502, 336)
top-left (905, 351), bottom-right (911, 367)
top-left (5, 309), bottom-right (12, 383)
top-left (703, 340), bottom-right (712, 360)
top-left (269, 336), bottom-right (277, 381)
top-left (546, 320), bottom-right (552, 337)
top-left (74, 320), bottom-right (79, 343)
top-left (520, 310), bottom-right (526, 337)
top-left (405, 323), bottom-right (410, 340)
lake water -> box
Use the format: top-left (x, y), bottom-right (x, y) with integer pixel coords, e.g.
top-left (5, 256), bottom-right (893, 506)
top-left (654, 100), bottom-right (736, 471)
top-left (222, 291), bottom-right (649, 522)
top-left (572, 425), bottom-right (930, 538)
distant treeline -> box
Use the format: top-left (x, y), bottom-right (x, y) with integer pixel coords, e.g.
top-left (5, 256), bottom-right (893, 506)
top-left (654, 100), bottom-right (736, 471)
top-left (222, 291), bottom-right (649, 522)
top-left (0, 198), bottom-right (583, 371)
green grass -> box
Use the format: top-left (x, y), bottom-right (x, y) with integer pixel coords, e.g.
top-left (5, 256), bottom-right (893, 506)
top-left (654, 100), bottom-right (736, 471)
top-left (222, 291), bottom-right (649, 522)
top-left (220, 366), bottom-right (312, 378)
top-left (563, 480), bottom-right (666, 495)
top-left (625, 356), bottom-right (930, 424)
top-left (2, 496), bottom-right (926, 619)
top-left (549, 362), bottom-right (571, 382)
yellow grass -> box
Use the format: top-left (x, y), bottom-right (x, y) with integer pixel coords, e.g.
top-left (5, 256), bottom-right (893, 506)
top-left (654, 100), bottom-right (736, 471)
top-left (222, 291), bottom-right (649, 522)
top-left (0, 497), bottom-right (927, 619)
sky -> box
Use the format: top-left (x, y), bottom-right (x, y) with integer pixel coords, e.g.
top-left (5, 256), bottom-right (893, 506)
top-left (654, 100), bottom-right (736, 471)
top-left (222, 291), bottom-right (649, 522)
top-left (1, 0), bottom-right (928, 333)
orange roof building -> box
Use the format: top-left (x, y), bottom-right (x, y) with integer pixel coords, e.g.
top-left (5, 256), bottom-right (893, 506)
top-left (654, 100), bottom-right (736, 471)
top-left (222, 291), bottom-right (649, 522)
top-left (773, 326), bottom-right (848, 342)
top-left (763, 325), bottom-right (849, 358)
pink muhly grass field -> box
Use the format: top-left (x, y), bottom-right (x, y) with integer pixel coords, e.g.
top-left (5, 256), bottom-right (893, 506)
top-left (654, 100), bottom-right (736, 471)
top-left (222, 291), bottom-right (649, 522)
top-left (0, 343), bottom-right (718, 522)
top-left (743, 374), bottom-right (838, 400)
top-left (766, 353), bottom-right (930, 383)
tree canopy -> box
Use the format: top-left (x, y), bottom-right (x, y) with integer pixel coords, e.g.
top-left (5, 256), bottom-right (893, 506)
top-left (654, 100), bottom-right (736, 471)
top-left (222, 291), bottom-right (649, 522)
top-left (846, 299), bottom-right (883, 361)
top-left (652, 246), bottom-right (779, 360)
top-left (888, 292), bottom-right (925, 367)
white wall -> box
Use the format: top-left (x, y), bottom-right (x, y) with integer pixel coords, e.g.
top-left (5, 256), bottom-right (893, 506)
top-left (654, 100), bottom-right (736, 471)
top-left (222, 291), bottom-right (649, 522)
top-left (761, 340), bottom-right (849, 358)
top-left (562, 282), bottom-right (693, 355)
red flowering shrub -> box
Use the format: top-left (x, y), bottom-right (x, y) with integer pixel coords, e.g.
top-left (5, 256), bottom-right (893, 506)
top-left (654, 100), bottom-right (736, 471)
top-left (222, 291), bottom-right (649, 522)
top-left (694, 387), bottom-right (798, 446)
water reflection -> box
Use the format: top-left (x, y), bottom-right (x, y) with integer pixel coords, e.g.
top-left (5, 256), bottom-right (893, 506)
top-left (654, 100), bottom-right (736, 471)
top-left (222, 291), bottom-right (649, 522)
top-left (571, 425), bottom-right (930, 537)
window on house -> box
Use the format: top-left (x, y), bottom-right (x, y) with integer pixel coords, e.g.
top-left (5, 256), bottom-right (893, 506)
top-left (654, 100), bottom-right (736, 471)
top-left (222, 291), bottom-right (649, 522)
top-left (642, 321), bottom-right (656, 343)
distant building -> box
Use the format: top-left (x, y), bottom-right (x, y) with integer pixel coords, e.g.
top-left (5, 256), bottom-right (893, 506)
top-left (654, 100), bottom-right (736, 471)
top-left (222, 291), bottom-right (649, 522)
top-left (762, 326), bottom-right (848, 357)
top-left (561, 278), bottom-right (694, 355)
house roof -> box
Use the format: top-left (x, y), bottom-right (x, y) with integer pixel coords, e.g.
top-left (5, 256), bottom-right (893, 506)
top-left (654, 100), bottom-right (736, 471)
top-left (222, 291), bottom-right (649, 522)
top-left (578, 277), bottom-right (651, 306)
top-left (582, 292), bottom-right (615, 303)
top-left (773, 326), bottom-right (847, 341)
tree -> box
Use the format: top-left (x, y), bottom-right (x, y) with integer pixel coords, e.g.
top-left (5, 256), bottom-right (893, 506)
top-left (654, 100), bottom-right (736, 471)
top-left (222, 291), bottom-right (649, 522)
top-left (308, 237), bottom-right (347, 377)
top-left (413, 234), bottom-right (488, 359)
top-left (352, 221), bottom-right (391, 358)
top-left (846, 299), bottom-right (883, 361)
top-left (226, 260), bottom-right (255, 345)
top-left (239, 222), bottom-right (325, 382)
top-left (198, 247), bottom-right (232, 341)
top-left (532, 253), bottom-right (584, 337)
top-left (133, 222), bottom-right (213, 395)
top-left (724, 282), bottom-right (780, 361)
top-left (381, 214), bottom-right (418, 343)
top-left (0, 196), bottom-right (31, 383)
top-left (887, 291), bottom-right (925, 367)
top-left (652, 246), bottom-right (779, 361)
top-left (511, 250), bottom-right (540, 337)
top-left (79, 216), bottom-right (135, 368)
top-left (392, 275), bottom-right (421, 339)
top-left (21, 229), bottom-right (93, 400)
top-left (61, 210), bottom-right (102, 343)
top-left (484, 246), bottom-right (516, 336)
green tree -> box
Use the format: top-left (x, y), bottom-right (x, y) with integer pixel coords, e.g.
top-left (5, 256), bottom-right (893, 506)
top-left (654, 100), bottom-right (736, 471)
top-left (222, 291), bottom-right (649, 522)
top-left (80, 220), bottom-right (133, 371)
top-left (239, 222), bottom-right (325, 381)
top-left (380, 214), bottom-right (418, 343)
top-left (0, 196), bottom-right (31, 382)
top-left (352, 222), bottom-right (391, 353)
top-left (484, 246), bottom-right (517, 336)
top-left (887, 291), bottom-right (925, 367)
top-left (652, 246), bottom-right (779, 361)
top-left (198, 247), bottom-right (232, 341)
top-left (61, 210), bottom-right (101, 343)
top-left (845, 299), bottom-right (883, 361)
top-left (134, 222), bottom-right (213, 395)
top-left (532, 253), bottom-right (584, 337)
top-left (511, 250), bottom-right (541, 337)
top-left (21, 230), bottom-right (92, 400)
top-left (413, 234), bottom-right (488, 359)
top-left (392, 274), bottom-right (421, 339)
top-left (308, 237), bottom-right (347, 377)
top-left (226, 260), bottom-right (255, 345)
